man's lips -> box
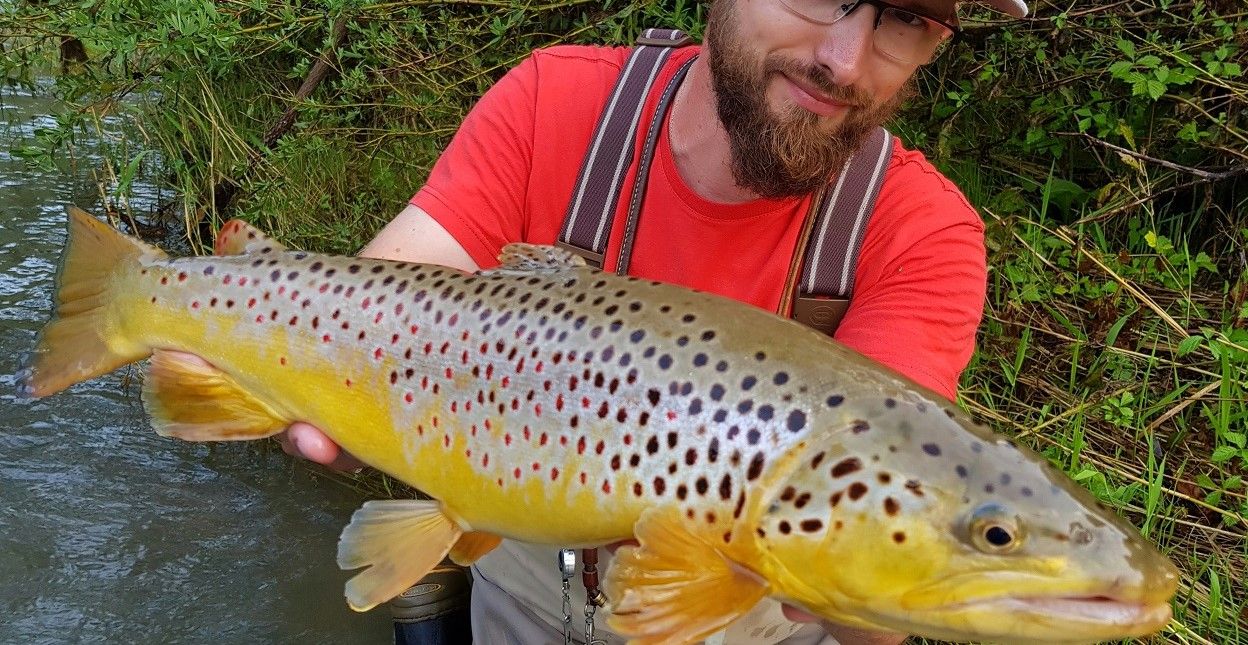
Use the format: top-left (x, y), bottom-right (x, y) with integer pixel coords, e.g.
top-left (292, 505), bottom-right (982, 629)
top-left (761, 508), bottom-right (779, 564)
top-left (779, 72), bottom-right (855, 117)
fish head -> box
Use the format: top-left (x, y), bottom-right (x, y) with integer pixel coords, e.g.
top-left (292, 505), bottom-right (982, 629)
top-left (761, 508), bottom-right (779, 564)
top-left (750, 393), bottom-right (1179, 643)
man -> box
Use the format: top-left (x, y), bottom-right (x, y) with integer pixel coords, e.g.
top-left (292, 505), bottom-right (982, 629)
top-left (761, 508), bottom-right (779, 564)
top-left (277, 0), bottom-right (1029, 642)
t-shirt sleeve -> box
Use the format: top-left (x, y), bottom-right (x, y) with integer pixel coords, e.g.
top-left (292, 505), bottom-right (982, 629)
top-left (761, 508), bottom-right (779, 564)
top-left (833, 154), bottom-right (987, 401)
top-left (409, 55), bottom-right (540, 268)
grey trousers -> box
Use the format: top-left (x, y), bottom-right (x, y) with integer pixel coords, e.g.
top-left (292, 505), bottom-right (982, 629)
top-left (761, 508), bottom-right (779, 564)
top-left (469, 570), bottom-right (838, 645)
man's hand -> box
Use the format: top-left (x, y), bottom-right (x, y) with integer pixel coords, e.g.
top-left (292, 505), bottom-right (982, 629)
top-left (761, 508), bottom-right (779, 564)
top-left (781, 606), bottom-right (907, 645)
top-left (278, 422), bottom-right (364, 472)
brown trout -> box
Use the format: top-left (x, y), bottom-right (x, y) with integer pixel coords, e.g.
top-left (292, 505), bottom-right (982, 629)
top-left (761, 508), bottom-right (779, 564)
top-left (20, 208), bottom-right (1178, 644)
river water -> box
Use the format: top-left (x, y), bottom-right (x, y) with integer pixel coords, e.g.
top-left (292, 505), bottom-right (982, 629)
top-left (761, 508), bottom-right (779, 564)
top-left (0, 85), bottom-right (390, 642)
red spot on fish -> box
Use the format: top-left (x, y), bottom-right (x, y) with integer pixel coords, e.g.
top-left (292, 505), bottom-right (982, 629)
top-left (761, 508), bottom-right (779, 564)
top-left (432, 416), bottom-right (439, 428)
top-left (417, 424), bottom-right (424, 436)
top-left (580, 472), bottom-right (587, 485)
top-left (485, 365), bottom-right (494, 380)
top-left (448, 313), bottom-right (458, 326)
top-left (595, 440), bottom-right (605, 455)
top-left (482, 454), bottom-right (489, 467)
top-left (484, 419), bottom-right (492, 431)
top-left (320, 284), bottom-right (329, 293)
top-left (424, 342), bottom-right (432, 355)
top-left (532, 462), bottom-right (540, 471)
top-left (410, 325), bottom-right (419, 334)
top-left (623, 434), bottom-right (633, 446)
top-left (577, 437), bottom-right (586, 455)
top-left (374, 348), bottom-right (383, 360)
top-left (602, 481), bottom-right (612, 494)
top-left (280, 357), bottom-right (287, 366)
top-left (247, 298), bottom-right (256, 308)
top-left (191, 301), bottom-right (200, 309)
top-left (465, 449), bottom-right (472, 458)
top-left (420, 376), bottom-right (428, 390)
top-left (361, 297), bottom-right (371, 309)
top-left (391, 334), bottom-right (400, 345)
top-left (516, 358), bottom-right (525, 372)
top-left (238, 277), bottom-right (248, 286)
top-left (550, 468), bottom-right (559, 481)
top-left (443, 434), bottom-right (451, 448)
top-left (461, 350), bottom-right (469, 364)
top-left (440, 342), bottom-right (450, 354)
top-left (504, 434), bottom-right (512, 446)
top-left (255, 315), bottom-right (264, 323)
top-left (667, 411), bottom-right (678, 421)
top-left (540, 433), bottom-right (549, 446)
top-left (177, 272), bottom-right (187, 282)
top-left (501, 377), bottom-right (510, 388)
top-left (223, 275), bottom-right (231, 285)
top-left (322, 334), bottom-right (331, 343)
top-left (210, 297), bottom-right (218, 307)
top-left (461, 331), bottom-right (470, 342)
top-left (470, 425), bottom-right (477, 437)
top-left (523, 426), bottom-right (531, 441)
top-left (513, 468), bottom-right (521, 479)
top-left (534, 403), bottom-right (542, 417)
top-left (582, 397), bottom-right (591, 409)
top-left (559, 435), bottom-right (568, 446)
top-left (374, 312), bottom-right (383, 324)
top-left (289, 316), bottom-right (298, 326)
top-left (345, 379), bottom-right (352, 387)
top-left (160, 276), bottom-right (168, 285)
top-left (535, 361), bottom-right (544, 374)
top-left (278, 286), bottom-right (285, 296)
top-left (445, 367), bottom-right (453, 379)
top-left (451, 402), bottom-right (458, 413)
top-left (404, 393), bottom-right (413, 403)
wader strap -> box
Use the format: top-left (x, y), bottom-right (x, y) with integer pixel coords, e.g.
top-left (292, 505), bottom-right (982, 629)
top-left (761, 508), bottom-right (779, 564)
top-left (789, 127), bottom-right (893, 335)
top-left (556, 28), bottom-right (693, 268)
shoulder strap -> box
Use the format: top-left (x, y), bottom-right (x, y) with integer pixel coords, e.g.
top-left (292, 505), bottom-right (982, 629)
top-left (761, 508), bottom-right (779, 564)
top-left (557, 28), bottom-right (693, 268)
top-left (786, 127), bottom-right (894, 336)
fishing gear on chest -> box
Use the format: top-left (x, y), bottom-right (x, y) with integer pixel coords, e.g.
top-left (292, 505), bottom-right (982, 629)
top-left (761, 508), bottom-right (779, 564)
top-left (549, 27), bottom-right (893, 643)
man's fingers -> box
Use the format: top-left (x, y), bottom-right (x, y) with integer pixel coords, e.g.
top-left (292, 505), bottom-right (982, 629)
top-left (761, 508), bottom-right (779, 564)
top-left (285, 422), bottom-right (365, 471)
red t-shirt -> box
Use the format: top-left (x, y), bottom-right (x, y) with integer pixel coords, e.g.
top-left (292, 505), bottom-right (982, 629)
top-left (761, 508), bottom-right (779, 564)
top-left (411, 45), bottom-right (985, 400)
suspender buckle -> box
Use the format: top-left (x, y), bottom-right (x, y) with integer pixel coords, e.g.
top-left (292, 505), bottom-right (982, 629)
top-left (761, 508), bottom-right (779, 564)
top-left (791, 296), bottom-right (851, 337)
top-left (554, 241), bottom-right (605, 269)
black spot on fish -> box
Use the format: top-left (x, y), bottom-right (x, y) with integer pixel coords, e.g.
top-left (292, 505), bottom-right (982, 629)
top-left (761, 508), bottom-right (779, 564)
top-left (646, 435), bottom-right (659, 455)
top-left (713, 410), bottom-right (727, 423)
top-left (884, 498), bottom-right (899, 515)
top-left (707, 437), bottom-right (720, 463)
top-left (742, 376), bottom-right (757, 390)
top-left (826, 395), bottom-right (844, 407)
top-left (850, 419), bottom-right (871, 434)
top-left (695, 478), bottom-right (709, 495)
top-left (676, 485), bottom-right (688, 500)
top-left (773, 372), bottom-right (789, 385)
top-left (831, 458), bottom-right (862, 478)
top-left (778, 521), bottom-right (791, 534)
top-left (658, 355), bottom-right (673, 369)
top-left (848, 482), bottom-right (868, 501)
top-left (1000, 473), bottom-right (1011, 486)
top-left (688, 399), bottom-right (703, 415)
top-left (746, 428), bottom-right (760, 445)
top-left (666, 432), bottom-right (678, 449)
top-left (922, 443), bottom-right (941, 456)
top-left (757, 405), bottom-right (774, 421)
top-left (747, 453), bottom-right (764, 480)
top-left (701, 330), bottom-right (715, 341)
top-left (719, 474), bottom-right (732, 500)
top-left (737, 400), bottom-right (753, 414)
top-left (653, 477), bottom-right (666, 496)
top-left (955, 465), bottom-right (968, 478)
top-left (710, 384), bottom-right (725, 401)
top-left (800, 519), bottom-right (823, 533)
top-left (715, 360), bottom-right (728, 372)
top-left (884, 398), bottom-right (896, 408)
top-left (647, 389), bottom-right (660, 406)
top-left (693, 353), bottom-right (707, 367)
top-left (786, 410), bottom-right (807, 432)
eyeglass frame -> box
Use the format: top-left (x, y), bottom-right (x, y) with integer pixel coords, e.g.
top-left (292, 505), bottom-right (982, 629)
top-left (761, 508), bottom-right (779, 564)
top-left (776, 0), bottom-right (963, 64)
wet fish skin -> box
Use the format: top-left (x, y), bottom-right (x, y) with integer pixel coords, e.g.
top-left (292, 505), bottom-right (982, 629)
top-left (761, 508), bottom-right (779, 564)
top-left (18, 208), bottom-right (1179, 645)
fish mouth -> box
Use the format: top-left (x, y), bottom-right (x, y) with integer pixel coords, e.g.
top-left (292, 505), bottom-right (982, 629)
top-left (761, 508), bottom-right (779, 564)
top-left (948, 594), bottom-right (1172, 636)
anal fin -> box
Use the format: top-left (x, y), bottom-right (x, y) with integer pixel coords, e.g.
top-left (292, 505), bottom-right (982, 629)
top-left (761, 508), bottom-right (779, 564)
top-left (449, 531), bottom-right (502, 565)
top-left (337, 500), bottom-right (463, 611)
top-left (606, 508), bottom-right (768, 645)
top-left (141, 350), bottom-right (287, 441)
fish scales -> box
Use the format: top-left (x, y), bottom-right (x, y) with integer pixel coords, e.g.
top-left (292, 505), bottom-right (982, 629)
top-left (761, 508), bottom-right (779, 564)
top-left (128, 243), bottom-right (856, 544)
top-left (20, 209), bottom-right (1179, 645)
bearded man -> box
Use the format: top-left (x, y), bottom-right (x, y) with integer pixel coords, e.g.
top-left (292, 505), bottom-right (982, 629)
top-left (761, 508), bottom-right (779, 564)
top-left (279, 0), bottom-right (1030, 642)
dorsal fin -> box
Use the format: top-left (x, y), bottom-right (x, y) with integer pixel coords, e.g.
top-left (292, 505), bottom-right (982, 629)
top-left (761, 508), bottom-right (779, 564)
top-left (214, 219), bottom-right (289, 255)
top-left (481, 243), bottom-right (587, 276)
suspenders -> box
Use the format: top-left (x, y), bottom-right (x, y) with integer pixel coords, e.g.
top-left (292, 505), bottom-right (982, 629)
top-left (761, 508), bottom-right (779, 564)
top-left (557, 28), bottom-right (893, 337)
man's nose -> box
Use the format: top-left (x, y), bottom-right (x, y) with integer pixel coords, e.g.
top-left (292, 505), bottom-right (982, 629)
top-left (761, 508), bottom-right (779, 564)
top-left (813, 6), bottom-right (876, 87)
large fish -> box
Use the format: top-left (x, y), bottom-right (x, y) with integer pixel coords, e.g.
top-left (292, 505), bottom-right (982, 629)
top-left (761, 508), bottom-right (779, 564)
top-left (20, 208), bottom-right (1178, 644)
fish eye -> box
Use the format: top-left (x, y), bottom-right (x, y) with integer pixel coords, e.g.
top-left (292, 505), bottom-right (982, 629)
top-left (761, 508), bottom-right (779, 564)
top-left (968, 505), bottom-right (1024, 554)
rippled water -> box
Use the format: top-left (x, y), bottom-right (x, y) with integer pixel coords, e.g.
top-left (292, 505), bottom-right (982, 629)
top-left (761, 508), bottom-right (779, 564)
top-left (0, 84), bottom-right (390, 643)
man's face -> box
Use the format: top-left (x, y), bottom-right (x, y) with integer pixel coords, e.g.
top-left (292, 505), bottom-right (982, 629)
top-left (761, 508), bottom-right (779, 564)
top-left (706, 0), bottom-right (951, 198)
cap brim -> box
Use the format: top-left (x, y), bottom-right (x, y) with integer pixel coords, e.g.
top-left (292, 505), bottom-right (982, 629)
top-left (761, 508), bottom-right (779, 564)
top-left (977, 0), bottom-right (1029, 17)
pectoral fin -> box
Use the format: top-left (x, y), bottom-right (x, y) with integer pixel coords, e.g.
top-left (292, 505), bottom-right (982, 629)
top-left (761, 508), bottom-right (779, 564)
top-left (142, 350), bottom-right (288, 441)
top-left (337, 500), bottom-right (463, 612)
top-left (449, 531), bottom-right (502, 565)
top-left (606, 508), bottom-right (769, 645)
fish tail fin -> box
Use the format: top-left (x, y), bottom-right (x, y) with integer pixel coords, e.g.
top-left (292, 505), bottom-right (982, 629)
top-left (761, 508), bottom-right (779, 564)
top-left (17, 206), bottom-right (162, 398)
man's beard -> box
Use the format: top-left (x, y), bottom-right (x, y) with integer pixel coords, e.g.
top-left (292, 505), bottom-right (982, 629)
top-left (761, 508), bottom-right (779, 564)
top-left (705, 1), bottom-right (914, 198)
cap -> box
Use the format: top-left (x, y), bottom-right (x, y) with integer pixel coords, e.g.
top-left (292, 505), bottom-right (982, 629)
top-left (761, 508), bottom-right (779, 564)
top-left (974, 0), bottom-right (1029, 18)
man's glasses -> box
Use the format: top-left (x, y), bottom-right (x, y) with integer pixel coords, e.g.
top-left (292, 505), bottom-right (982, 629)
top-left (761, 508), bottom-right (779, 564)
top-left (776, 0), bottom-right (960, 65)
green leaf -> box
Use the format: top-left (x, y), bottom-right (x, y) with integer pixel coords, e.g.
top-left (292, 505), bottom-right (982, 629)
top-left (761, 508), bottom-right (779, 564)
top-left (1177, 335), bottom-right (1203, 356)
top-left (1145, 80), bottom-right (1166, 100)
top-left (1211, 446), bottom-right (1237, 463)
top-left (1116, 39), bottom-right (1136, 59)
